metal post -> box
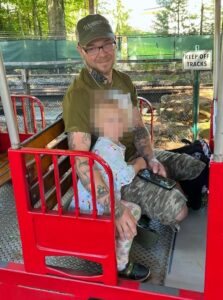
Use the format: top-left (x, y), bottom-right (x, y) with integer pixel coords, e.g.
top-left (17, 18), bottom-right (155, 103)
top-left (21, 69), bottom-right (30, 95)
top-left (212, 0), bottom-right (221, 146)
top-left (0, 52), bottom-right (20, 149)
top-left (214, 37), bottom-right (223, 162)
top-left (213, 0), bottom-right (221, 101)
top-left (192, 45), bottom-right (200, 141)
top-left (21, 68), bottom-right (34, 132)
top-left (192, 70), bottom-right (200, 140)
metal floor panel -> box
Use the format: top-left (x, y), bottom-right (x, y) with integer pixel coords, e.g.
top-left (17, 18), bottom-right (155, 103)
top-left (0, 183), bottom-right (174, 285)
top-left (0, 183), bottom-right (23, 263)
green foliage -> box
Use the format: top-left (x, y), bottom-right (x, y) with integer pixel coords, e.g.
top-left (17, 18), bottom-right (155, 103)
top-left (113, 0), bottom-right (131, 35)
top-left (153, 10), bottom-right (169, 34)
top-left (154, 0), bottom-right (215, 35)
top-left (0, 0), bottom-right (48, 36)
top-left (201, 2), bottom-right (214, 35)
top-left (64, 0), bottom-right (87, 36)
top-left (154, 0), bottom-right (190, 34)
top-left (0, 0), bottom-right (86, 38)
top-left (0, 0), bottom-right (217, 38)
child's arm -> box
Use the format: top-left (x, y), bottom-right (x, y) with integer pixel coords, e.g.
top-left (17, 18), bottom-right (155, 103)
top-left (130, 157), bottom-right (147, 174)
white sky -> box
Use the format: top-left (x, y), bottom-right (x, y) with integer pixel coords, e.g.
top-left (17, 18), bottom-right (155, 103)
top-left (121, 0), bottom-right (158, 30)
top-left (113, 0), bottom-right (213, 31)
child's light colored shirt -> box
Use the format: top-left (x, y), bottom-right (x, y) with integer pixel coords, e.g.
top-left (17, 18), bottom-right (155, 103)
top-left (70, 137), bottom-right (135, 214)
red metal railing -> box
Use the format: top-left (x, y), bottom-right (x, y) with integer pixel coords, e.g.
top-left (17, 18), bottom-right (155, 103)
top-left (8, 147), bottom-right (117, 285)
top-left (0, 95), bottom-right (46, 152)
top-left (10, 94), bottom-right (46, 134)
top-left (1, 101), bottom-right (222, 299)
top-left (138, 96), bottom-right (154, 143)
top-left (0, 145), bottom-right (222, 299)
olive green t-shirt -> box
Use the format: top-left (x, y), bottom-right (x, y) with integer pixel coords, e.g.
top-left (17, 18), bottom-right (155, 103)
top-left (62, 68), bottom-right (138, 161)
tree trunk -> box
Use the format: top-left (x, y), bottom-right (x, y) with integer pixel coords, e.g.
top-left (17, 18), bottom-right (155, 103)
top-left (28, 14), bottom-right (32, 35)
top-left (32, 0), bottom-right (39, 35)
top-left (46, 0), bottom-right (66, 38)
top-left (89, 0), bottom-right (94, 14)
top-left (177, 1), bottom-right (180, 35)
top-left (37, 16), bottom-right (42, 37)
top-left (200, 1), bottom-right (204, 35)
top-left (17, 10), bottom-right (24, 36)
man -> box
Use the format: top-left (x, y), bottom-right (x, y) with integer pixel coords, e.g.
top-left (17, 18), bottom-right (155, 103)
top-left (62, 14), bottom-right (205, 280)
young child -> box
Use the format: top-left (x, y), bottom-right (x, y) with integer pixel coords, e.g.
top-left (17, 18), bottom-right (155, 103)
top-left (70, 92), bottom-right (150, 281)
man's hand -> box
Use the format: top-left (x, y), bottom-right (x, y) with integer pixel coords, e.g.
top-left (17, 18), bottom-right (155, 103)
top-left (148, 157), bottom-right (167, 177)
top-left (115, 203), bottom-right (137, 241)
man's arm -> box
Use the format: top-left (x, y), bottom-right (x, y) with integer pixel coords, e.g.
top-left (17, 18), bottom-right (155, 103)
top-left (68, 132), bottom-right (135, 239)
top-left (132, 107), bottom-right (166, 177)
top-left (68, 131), bottom-right (111, 199)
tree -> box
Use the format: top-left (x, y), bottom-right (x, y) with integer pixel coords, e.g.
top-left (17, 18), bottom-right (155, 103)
top-left (153, 9), bottom-right (169, 34)
top-left (63, 0), bottom-right (91, 36)
top-left (88, 0), bottom-right (94, 14)
top-left (0, 0), bottom-right (48, 37)
top-left (154, 0), bottom-right (189, 34)
top-left (46, 0), bottom-right (66, 38)
top-left (201, 1), bottom-right (214, 35)
top-left (112, 0), bottom-right (131, 35)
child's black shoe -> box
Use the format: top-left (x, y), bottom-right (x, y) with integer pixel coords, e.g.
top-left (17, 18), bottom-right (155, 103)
top-left (118, 261), bottom-right (151, 282)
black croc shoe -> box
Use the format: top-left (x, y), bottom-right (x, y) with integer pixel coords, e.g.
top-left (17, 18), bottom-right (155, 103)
top-left (118, 261), bottom-right (151, 282)
top-left (137, 215), bottom-right (151, 230)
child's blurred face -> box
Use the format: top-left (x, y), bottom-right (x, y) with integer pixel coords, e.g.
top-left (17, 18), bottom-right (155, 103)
top-left (99, 105), bottom-right (125, 141)
top-left (90, 91), bottom-right (133, 141)
top-left (92, 103), bottom-right (131, 142)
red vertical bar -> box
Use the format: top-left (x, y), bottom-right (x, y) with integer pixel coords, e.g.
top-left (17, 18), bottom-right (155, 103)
top-left (53, 154), bottom-right (62, 215)
top-left (11, 96), bottom-right (19, 131)
top-left (41, 107), bottom-right (46, 129)
top-left (22, 97), bottom-right (28, 134)
top-left (139, 100), bottom-right (143, 115)
top-left (107, 169), bottom-right (115, 220)
top-left (149, 103), bottom-right (154, 143)
top-left (31, 100), bottom-right (37, 133)
top-left (138, 96), bottom-right (154, 143)
top-left (204, 162), bottom-right (223, 299)
top-left (35, 154), bottom-right (46, 213)
top-left (32, 96), bottom-right (46, 130)
top-left (89, 158), bottom-right (97, 218)
top-left (39, 101), bottom-right (46, 129)
top-left (70, 156), bottom-right (79, 217)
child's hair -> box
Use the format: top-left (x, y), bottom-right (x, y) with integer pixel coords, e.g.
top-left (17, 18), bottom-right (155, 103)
top-left (90, 90), bottom-right (132, 135)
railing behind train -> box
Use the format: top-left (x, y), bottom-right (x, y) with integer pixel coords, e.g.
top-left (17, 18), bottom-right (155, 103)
top-left (138, 96), bottom-right (154, 143)
top-left (0, 94), bottom-right (45, 151)
top-left (0, 94), bottom-right (46, 186)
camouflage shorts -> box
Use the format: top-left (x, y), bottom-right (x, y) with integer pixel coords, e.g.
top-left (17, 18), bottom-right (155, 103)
top-left (122, 150), bottom-right (206, 225)
top-left (154, 150), bottom-right (206, 181)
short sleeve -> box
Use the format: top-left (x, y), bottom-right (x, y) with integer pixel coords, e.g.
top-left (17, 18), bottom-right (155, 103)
top-left (62, 86), bottom-right (91, 133)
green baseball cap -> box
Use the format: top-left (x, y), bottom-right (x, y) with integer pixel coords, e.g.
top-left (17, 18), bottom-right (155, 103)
top-left (76, 14), bottom-right (115, 47)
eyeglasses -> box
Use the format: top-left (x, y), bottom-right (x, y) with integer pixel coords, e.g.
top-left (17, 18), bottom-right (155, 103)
top-left (83, 41), bottom-right (116, 56)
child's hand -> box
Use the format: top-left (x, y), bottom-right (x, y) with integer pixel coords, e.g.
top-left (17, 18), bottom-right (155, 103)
top-left (133, 157), bottom-right (147, 173)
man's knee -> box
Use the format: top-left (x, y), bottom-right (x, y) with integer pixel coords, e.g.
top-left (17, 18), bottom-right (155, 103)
top-left (175, 204), bottom-right (188, 222)
top-left (150, 188), bottom-right (187, 225)
top-left (154, 150), bottom-right (206, 181)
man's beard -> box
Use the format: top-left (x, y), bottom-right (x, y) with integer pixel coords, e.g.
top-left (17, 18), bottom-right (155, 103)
top-left (85, 56), bottom-right (115, 77)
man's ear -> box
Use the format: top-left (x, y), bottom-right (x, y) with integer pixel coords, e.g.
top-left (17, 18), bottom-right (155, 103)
top-left (77, 44), bottom-right (84, 58)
